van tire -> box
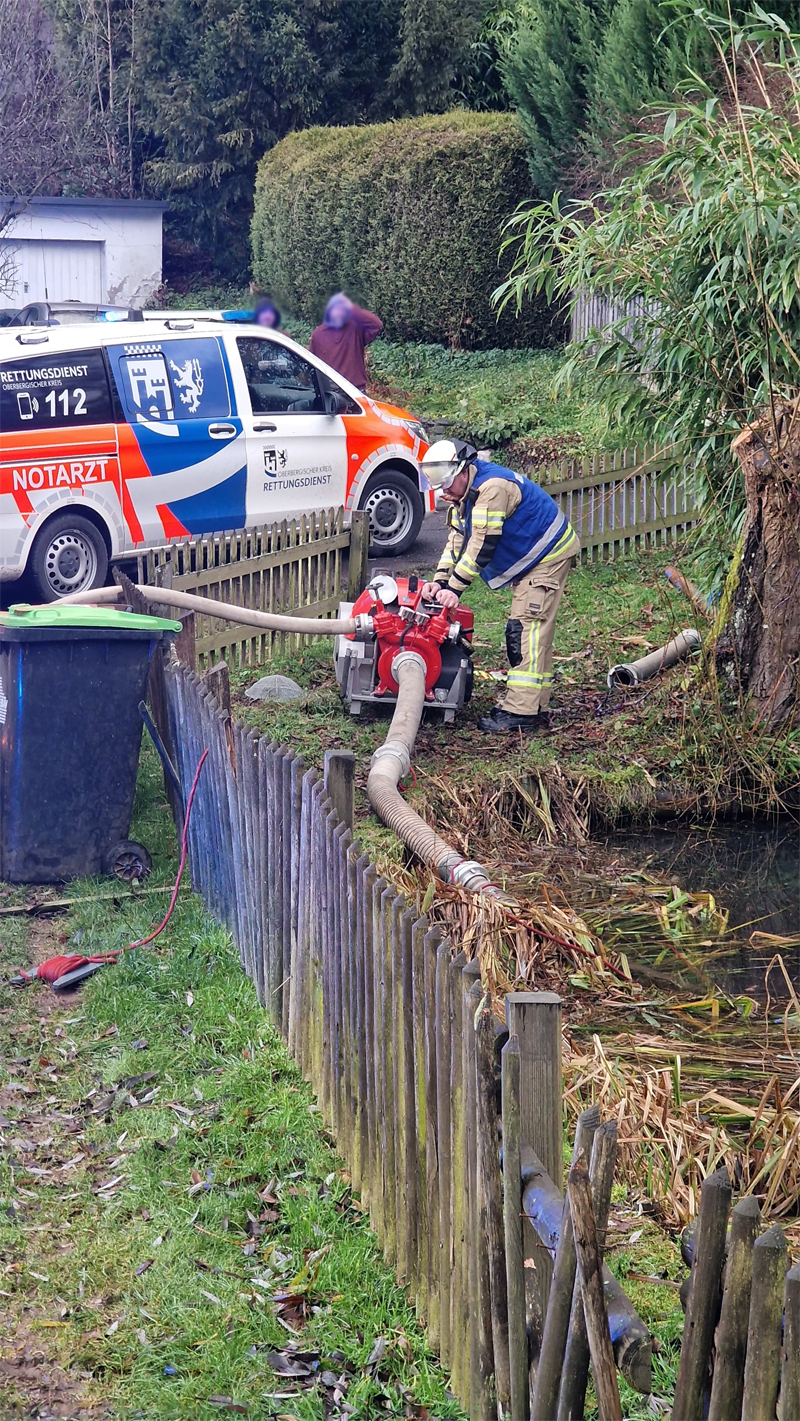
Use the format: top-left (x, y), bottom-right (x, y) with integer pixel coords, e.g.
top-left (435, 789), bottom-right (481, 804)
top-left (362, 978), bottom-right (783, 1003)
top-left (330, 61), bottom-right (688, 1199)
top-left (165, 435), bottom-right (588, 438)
top-left (28, 513), bottom-right (109, 602)
top-left (360, 468), bottom-right (424, 557)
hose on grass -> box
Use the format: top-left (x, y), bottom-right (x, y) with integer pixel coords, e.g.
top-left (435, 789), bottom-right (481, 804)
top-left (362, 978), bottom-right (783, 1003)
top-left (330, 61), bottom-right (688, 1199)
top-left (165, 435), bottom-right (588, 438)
top-left (13, 749), bottom-right (209, 989)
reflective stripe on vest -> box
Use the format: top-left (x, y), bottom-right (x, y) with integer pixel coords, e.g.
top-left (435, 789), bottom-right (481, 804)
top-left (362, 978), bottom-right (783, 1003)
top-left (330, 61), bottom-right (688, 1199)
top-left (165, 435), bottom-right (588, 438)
top-left (462, 461), bottom-right (569, 590)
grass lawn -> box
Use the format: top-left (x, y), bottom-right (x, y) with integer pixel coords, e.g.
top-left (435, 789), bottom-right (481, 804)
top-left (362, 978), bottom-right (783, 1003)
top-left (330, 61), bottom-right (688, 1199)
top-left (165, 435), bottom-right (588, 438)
top-left (0, 754), bottom-right (689, 1421)
top-left (364, 342), bottom-right (608, 463)
top-left (0, 753), bottom-right (462, 1420)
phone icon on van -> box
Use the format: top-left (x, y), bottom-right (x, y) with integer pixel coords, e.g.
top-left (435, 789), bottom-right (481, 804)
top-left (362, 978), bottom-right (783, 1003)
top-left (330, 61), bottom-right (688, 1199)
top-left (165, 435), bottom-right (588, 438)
top-left (16, 393), bottom-right (34, 420)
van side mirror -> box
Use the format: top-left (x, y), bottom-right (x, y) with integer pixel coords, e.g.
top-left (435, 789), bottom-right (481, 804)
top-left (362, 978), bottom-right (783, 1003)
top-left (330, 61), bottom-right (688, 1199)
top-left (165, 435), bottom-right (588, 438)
top-left (324, 390), bottom-right (349, 416)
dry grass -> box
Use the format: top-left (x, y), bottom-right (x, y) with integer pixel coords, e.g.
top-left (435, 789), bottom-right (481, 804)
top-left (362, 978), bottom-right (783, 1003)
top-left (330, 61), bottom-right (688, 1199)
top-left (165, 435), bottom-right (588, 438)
top-left (565, 1035), bottom-right (800, 1238)
top-left (389, 813), bottom-right (800, 1229)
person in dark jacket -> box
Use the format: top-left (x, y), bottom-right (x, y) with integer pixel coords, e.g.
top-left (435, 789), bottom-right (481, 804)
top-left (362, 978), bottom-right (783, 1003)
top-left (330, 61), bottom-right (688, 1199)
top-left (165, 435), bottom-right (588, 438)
top-left (420, 439), bottom-right (580, 734)
top-left (308, 293), bottom-right (382, 391)
top-left (254, 297), bottom-right (281, 329)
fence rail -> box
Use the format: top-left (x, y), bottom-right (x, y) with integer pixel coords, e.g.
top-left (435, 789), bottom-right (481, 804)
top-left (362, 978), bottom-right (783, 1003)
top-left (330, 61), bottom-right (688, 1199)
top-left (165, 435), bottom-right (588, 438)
top-left (127, 508), bottom-right (369, 668)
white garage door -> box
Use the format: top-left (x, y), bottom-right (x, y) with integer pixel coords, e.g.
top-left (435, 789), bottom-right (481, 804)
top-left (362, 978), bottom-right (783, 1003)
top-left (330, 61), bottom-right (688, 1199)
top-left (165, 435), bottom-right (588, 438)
top-left (1, 239), bottom-right (104, 303)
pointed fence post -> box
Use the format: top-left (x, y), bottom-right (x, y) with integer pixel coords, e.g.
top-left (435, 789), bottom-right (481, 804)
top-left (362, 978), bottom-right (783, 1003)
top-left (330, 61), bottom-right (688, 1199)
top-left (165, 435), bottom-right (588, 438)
top-left (347, 510), bottom-right (370, 601)
top-left (741, 1225), bottom-right (787, 1421)
top-left (476, 992), bottom-right (510, 1413)
top-left (567, 1156), bottom-right (622, 1421)
top-left (708, 1195), bottom-right (761, 1421)
top-left (556, 1120), bottom-right (618, 1421)
top-left (324, 749), bottom-right (355, 831)
top-left (673, 1167), bottom-right (731, 1421)
top-left (782, 1262), bottom-right (800, 1421)
top-left (501, 1035), bottom-right (528, 1421)
top-left (533, 1103), bottom-right (600, 1421)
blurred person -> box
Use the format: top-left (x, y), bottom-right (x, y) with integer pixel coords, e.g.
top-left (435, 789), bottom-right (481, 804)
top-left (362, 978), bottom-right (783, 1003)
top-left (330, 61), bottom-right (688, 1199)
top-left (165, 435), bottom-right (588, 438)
top-left (254, 297), bottom-right (281, 329)
top-left (309, 292), bottom-right (382, 391)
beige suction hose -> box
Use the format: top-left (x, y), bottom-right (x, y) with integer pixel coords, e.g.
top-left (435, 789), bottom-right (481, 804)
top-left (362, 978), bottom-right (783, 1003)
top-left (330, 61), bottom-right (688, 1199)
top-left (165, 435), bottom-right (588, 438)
top-left (367, 651), bottom-right (504, 896)
top-left (59, 582), bottom-right (359, 635)
top-left (61, 585), bottom-right (502, 894)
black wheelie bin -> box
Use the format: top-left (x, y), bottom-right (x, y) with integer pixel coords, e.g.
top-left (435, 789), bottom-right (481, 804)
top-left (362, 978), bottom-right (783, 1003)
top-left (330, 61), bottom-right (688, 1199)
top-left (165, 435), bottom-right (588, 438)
top-left (0, 603), bottom-right (180, 884)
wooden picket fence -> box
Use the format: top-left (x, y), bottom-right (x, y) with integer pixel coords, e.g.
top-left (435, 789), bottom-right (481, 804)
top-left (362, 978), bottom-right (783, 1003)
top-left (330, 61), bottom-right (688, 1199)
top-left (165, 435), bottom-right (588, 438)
top-left (674, 1169), bottom-right (799, 1421)
top-left (541, 446), bottom-right (695, 562)
top-left (138, 642), bottom-right (800, 1418)
top-left (569, 289), bottom-right (650, 346)
top-left (136, 643), bottom-right (654, 1419)
top-left (119, 446), bottom-right (693, 672)
top-left (127, 508), bottom-right (369, 668)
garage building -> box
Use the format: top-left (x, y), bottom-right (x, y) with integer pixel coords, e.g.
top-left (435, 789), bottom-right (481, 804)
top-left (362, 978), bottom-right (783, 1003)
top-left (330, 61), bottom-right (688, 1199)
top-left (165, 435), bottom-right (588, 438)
top-left (0, 196), bottom-right (166, 311)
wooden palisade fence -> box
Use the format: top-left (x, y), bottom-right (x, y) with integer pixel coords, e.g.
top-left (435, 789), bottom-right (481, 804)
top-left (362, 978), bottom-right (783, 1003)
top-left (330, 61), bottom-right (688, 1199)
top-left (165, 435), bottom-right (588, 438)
top-left (130, 507), bottom-right (370, 668)
top-left (139, 635), bottom-right (798, 1420)
top-left (542, 446), bottom-right (695, 563)
top-left (674, 1169), bottom-right (799, 1421)
top-left (138, 640), bottom-right (656, 1419)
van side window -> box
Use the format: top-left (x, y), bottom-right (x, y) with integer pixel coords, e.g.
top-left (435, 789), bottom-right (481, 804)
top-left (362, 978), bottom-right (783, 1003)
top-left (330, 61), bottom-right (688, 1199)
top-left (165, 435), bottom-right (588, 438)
top-left (0, 348), bottom-right (112, 433)
top-left (236, 337), bottom-right (324, 414)
top-left (118, 351), bottom-right (174, 421)
top-left (112, 336), bottom-right (231, 422)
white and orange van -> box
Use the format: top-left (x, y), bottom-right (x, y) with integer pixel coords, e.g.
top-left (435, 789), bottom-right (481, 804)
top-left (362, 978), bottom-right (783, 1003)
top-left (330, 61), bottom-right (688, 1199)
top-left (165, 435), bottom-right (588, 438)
top-left (0, 317), bottom-right (431, 600)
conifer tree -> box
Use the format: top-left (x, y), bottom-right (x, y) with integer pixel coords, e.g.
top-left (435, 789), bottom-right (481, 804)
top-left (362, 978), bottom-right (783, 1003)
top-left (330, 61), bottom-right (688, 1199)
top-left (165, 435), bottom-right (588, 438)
top-left (502, 0), bottom-right (611, 193)
top-left (589, 0), bottom-right (691, 131)
top-left (389, 0), bottom-right (489, 113)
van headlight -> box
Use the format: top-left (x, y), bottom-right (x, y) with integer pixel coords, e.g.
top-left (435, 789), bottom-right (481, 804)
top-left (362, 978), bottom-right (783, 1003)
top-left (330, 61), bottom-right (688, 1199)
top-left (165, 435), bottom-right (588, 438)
top-left (403, 418), bottom-right (428, 444)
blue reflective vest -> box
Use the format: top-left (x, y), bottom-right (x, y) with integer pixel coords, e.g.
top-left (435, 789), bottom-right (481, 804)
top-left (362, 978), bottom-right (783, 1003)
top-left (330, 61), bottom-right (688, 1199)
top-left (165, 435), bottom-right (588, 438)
top-left (456, 460), bottom-right (569, 589)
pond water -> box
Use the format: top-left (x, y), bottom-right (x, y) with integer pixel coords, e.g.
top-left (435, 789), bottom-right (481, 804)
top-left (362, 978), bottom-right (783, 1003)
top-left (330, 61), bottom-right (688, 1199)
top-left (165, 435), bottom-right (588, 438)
top-left (597, 819), bottom-right (800, 1000)
top-left (603, 821), bottom-right (798, 937)
top-left (507, 816), bottom-right (798, 1003)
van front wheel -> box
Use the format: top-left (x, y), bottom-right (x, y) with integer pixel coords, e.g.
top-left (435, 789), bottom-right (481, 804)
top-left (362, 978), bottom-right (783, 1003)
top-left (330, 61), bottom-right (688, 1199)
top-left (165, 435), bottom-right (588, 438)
top-left (28, 513), bottom-right (109, 602)
top-left (360, 469), bottom-right (424, 557)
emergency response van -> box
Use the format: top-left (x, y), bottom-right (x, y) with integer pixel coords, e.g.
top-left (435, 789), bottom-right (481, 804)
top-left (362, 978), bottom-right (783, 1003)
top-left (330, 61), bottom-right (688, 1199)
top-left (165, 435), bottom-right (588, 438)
top-left (0, 318), bottom-right (431, 601)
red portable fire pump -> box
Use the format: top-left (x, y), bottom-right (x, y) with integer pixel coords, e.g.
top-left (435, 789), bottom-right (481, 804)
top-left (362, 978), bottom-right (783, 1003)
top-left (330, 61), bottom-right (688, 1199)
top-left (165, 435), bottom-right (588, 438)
top-left (334, 573), bottom-right (474, 721)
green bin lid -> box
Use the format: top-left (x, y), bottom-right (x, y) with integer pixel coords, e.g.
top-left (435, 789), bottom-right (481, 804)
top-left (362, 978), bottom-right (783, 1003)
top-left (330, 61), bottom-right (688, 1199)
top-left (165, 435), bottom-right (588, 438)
top-left (0, 603), bottom-right (181, 633)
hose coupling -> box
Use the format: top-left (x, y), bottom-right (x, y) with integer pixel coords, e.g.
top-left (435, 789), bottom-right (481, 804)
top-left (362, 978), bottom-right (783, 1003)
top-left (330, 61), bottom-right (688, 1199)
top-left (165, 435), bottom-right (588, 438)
top-left (353, 613), bottom-right (374, 640)
top-left (450, 859), bottom-right (495, 893)
top-left (369, 740), bottom-right (411, 778)
top-left (391, 649), bottom-right (428, 679)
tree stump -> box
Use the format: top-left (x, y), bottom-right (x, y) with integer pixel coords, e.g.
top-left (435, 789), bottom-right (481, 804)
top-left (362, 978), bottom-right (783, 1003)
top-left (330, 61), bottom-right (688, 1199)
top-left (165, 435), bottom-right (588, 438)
top-left (716, 400), bottom-right (800, 728)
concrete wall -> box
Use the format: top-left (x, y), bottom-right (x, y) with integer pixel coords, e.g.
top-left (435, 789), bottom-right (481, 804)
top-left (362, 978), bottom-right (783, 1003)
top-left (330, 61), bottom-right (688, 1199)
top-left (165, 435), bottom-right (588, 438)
top-left (0, 197), bottom-right (166, 308)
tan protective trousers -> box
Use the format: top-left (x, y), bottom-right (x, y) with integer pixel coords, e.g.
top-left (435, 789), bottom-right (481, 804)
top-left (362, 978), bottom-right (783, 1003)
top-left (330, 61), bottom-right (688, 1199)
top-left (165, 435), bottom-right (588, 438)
top-left (499, 551), bottom-right (577, 716)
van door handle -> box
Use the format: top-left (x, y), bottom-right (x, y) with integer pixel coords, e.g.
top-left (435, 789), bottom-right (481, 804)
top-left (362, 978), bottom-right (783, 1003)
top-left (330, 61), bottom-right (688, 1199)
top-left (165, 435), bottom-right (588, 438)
top-left (252, 422), bottom-right (277, 433)
top-left (208, 422), bottom-right (236, 438)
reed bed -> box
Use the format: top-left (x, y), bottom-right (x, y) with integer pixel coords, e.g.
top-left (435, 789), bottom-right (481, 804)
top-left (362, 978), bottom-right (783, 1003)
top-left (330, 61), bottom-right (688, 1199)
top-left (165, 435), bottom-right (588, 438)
top-left (389, 842), bottom-right (800, 1228)
top-left (565, 1035), bottom-right (800, 1235)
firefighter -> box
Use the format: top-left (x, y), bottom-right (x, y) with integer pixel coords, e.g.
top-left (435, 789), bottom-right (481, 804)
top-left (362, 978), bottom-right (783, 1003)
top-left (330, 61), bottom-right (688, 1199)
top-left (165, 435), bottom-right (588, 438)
top-left (420, 439), bottom-right (580, 733)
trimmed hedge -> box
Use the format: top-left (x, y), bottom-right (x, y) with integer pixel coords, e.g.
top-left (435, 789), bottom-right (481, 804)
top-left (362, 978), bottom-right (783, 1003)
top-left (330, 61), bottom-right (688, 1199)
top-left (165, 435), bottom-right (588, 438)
top-left (251, 112), bottom-right (563, 348)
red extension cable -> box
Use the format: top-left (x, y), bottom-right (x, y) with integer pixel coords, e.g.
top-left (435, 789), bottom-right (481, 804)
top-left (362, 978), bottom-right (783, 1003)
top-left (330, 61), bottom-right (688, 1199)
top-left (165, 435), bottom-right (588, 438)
top-left (18, 749), bottom-right (209, 988)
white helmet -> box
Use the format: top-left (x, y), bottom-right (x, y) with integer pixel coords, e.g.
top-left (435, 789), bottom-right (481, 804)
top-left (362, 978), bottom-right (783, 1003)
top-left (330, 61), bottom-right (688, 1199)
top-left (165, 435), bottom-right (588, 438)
top-left (421, 438), bottom-right (477, 491)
